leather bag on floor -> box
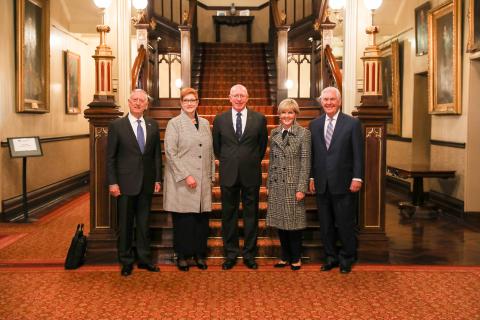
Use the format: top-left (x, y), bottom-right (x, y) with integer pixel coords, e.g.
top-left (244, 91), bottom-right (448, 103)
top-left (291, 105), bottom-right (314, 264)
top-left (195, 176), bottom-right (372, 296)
top-left (65, 223), bottom-right (87, 269)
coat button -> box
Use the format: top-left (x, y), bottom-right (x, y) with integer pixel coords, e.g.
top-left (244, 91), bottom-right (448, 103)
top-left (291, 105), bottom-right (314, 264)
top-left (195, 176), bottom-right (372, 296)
top-left (199, 144), bottom-right (202, 147)
top-left (198, 155), bottom-right (202, 158)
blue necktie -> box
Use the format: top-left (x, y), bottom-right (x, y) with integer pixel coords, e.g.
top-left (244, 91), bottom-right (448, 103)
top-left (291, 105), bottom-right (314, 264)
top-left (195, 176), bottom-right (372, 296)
top-left (136, 119), bottom-right (145, 153)
top-left (235, 112), bottom-right (242, 140)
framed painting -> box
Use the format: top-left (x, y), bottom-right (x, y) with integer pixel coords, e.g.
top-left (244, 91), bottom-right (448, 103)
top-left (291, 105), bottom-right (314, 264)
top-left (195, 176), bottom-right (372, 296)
top-left (381, 40), bottom-right (402, 136)
top-left (467, 0), bottom-right (480, 52)
top-left (15, 0), bottom-right (50, 113)
top-left (428, 0), bottom-right (462, 115)
top-left (415, 2), bottom-right (431, 56)
top-left (64, 51), bottom-right (81, 114)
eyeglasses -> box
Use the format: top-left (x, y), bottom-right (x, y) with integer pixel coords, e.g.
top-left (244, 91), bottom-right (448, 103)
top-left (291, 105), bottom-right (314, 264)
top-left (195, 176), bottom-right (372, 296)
top-left (182, 99), bottom-right (198, 104)
top-left (230, 94), bottom-right (247, 99)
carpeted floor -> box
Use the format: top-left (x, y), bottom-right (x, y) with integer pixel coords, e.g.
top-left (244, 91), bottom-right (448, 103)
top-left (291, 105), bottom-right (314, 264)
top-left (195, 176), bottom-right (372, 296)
top-left (0, 193), bottom-right (89, 264)
top-left (1, 193), bottom-right (480, 319)
top-left (1, 265), bottom-right (479, 319)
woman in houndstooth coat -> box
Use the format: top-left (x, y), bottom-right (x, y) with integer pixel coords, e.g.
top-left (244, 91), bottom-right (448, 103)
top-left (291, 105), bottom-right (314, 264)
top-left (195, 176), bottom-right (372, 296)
top-left (266, 98), bottom-right (311, 271)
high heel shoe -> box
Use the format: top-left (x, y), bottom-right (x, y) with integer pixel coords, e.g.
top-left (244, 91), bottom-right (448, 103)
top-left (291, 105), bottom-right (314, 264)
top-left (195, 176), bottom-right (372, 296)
top-left (290, 261), bottom-right (302, 271)
top-left (273, 260), bottom-right (289, 268)
top-left (177, 259), bottom-right (189, 272)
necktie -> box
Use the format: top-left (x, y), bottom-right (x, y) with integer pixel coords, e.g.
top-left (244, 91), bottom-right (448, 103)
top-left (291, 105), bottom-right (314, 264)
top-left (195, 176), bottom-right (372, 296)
top-left (325, 118), bottom-right (333, 149)
top-left (137, 119), bottom-right (145, 153)
top-left (235, 112), bottom-right (242, 140)
top-left (282, 130), bottom-right (288, 140)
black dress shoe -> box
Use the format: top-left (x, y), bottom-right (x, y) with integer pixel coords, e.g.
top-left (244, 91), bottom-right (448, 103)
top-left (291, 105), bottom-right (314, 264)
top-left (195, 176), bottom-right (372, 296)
top-left (243, 259), bottom-right (258, 270)
top-left (195, 258), bottom-right (208, 270)
top-left (138, 263), bottom-right (160, 272)
top-left (222, 259), bottom-right (236, 270)
top-left (273, 261), bottom-right (289, 268)
top-left (320, 261), bottom-right (339, 272)
top-left (177, 259), bottom-right (189, 272)
top-left (340, 265), bottom-right (352, 274)
top-left (121, 265), bottom-right (133, 277)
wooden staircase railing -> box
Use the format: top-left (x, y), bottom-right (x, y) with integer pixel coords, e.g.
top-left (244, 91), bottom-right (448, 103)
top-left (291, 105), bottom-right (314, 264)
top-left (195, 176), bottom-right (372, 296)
top-left (324, 44), bottom-right (342, 94)
top-left (131, 45), bottom-right (147, 91)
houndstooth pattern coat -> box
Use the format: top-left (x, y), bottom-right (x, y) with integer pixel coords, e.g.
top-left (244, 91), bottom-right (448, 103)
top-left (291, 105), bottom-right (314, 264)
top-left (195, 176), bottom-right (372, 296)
top-left (266, 124), bottom-right (311, 230)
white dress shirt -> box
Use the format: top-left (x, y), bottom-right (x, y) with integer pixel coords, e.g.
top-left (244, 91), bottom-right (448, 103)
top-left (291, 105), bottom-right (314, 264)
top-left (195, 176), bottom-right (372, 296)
top-left (323, 110), bottom-right (340, 137)
top-left (231, 107), bottom-right (247, 134)
top-left (128, 113), bottom-right (147, 144)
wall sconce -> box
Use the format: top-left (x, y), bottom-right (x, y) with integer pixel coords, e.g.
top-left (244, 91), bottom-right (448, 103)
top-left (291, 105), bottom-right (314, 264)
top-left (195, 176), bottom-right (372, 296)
top-left (132, 0), bottom-right (148, 25)
top-left (175, 79), bottom-right (183, 89)
top-left (284, 79), bottom-right (294, 90)
top-left (361, 0), bottom-right (383, 101)
top-left (328, 0), bottom-right (345, 24)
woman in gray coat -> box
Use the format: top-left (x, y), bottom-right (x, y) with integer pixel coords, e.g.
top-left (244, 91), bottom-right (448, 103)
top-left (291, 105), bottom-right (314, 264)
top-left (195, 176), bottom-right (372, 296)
top-left (266, 98), bottom-right (311, 271)
top-left (163, 87), bottom-right (215, 271)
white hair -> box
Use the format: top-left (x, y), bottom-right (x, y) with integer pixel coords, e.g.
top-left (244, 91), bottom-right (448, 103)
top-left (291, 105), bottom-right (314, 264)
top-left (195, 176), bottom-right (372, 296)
top-left (319, 87), bottom-right (341, 101)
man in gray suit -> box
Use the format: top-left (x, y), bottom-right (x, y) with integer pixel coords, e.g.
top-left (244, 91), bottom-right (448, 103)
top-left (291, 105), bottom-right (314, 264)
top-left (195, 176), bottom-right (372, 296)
top-left (309, 87), bottom-right (364, 274)
top-left (212, 84), bottom-right (268, 270)
top-left (107, 89), bottom-right (162, 276)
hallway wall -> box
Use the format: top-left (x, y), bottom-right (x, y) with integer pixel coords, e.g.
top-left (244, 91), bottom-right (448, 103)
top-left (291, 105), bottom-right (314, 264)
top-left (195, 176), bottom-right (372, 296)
top-left (377, 0), bottom-right (471, 205)
top-left (0, 0), bottom-right (95, 211)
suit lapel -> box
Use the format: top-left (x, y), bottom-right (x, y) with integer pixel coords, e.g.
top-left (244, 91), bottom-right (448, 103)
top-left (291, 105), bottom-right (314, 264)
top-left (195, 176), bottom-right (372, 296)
top-left (225, 110), bottom-right (237, 141)
top-left (271, 127), bottom-right (285, 151)
top-left (318, 114), bottom-right (327, 150)
top-left (329, 112), bottom-right (345, 150)
top-left (144, 117), bottom-right (154, 153)
top-left (122, 116), bottom-right (141, 153)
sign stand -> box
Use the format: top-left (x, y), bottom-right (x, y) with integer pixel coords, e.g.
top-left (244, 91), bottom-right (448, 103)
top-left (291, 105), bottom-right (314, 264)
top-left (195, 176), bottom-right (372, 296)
top-left (7, 137), bottom-right (43, 223)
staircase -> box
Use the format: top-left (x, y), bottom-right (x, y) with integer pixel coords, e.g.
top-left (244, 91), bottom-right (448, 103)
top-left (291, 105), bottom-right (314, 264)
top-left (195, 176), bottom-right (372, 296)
top-left (148, 43), bottom-right (324, 264)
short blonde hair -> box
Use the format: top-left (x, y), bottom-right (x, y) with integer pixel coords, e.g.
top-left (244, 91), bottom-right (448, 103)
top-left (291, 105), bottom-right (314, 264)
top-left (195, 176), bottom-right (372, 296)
top-left (277, 98), bottom-right (300, 115)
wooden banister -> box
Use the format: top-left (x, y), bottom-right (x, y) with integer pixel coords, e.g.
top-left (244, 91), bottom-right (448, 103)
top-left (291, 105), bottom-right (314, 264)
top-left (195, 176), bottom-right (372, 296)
top-left (324, 44), bottom-right (342, 94)
top-left (131, 45), bottom-right (147, 91)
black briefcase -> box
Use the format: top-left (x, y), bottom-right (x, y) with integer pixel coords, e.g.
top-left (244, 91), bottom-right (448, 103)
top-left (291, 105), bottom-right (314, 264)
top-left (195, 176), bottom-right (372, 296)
top-left (65, 224), bottom-right (87, 269)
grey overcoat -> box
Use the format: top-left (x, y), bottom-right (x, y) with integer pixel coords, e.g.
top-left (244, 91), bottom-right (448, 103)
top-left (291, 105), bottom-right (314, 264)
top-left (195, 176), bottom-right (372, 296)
top-left (163, 111), bottom-right (215, 213)
top-left (266, 124), bottom-right (311, 230)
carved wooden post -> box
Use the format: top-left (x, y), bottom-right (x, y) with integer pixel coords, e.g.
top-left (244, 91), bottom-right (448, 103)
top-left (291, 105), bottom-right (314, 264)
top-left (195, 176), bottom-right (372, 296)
top-left (351, 13), bottom-right (391, 261)
top-left (84, 24), bottom-right (122, 263)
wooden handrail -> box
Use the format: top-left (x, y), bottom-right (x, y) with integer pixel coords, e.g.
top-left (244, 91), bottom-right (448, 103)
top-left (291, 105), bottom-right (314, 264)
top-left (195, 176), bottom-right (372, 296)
top-left (185, 0), bottom-right (196, 26)
top-left (270, 0), bottom-right (284, 27)
top-left (324, 44), bottom-right (342, 94)
top-left (131, 45), bottom-right (147, 91)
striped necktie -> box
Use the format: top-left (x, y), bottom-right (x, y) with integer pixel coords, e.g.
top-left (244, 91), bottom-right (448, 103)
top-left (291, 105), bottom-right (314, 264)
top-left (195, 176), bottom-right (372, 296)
top-left (325, 117), bottom-right (333, 149)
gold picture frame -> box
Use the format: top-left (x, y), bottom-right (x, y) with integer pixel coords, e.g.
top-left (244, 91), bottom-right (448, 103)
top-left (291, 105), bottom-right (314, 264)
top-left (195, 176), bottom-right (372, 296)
top-left (415, 2), bottom-right (431, 56)
top-left (15, 0), bottom-right (50, 113)
top-left (428, 0), bottom-right (462, 115)
top-left (64, 51), bottom-right (81, 114)
top-left (467, 0), bottom-right (480, 52)
top-left (381, 40), bottom-right (402, 136)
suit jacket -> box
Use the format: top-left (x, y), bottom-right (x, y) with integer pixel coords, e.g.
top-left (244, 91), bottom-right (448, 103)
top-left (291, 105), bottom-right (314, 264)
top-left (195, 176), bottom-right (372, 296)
top-left (107, 115), bottom-right (162, 196)
top-left (212, 108), bottom-right (268, 187)
top-left (309, 112), bottom-right (363, 195)
top-left (163, 111), bottom-right (215, 213)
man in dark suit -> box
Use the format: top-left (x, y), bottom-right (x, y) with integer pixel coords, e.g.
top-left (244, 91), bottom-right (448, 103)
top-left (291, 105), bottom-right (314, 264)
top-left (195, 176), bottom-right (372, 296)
top-left (213, 84), bottom-right (268, 270)
top-left (309, 86), bottom-right (364, 274)
top-left (107, 89), bottom-right (162, 276)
